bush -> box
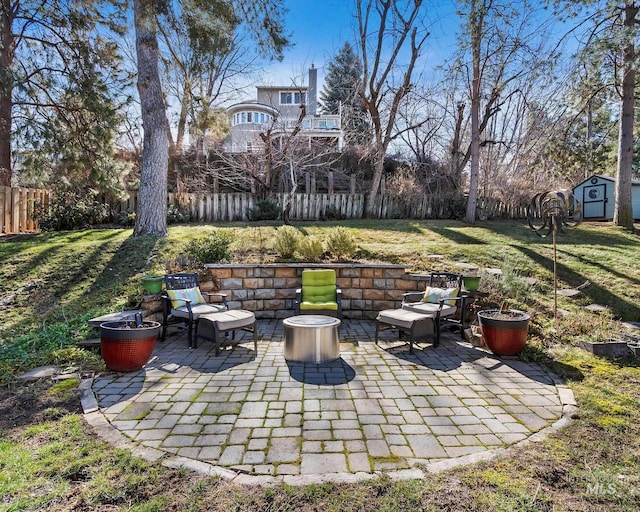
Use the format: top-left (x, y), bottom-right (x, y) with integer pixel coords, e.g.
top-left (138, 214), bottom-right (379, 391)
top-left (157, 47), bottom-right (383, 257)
top-left (326, 227), bottom-right (356, 260)
top-left (273, 225), bottom-right (300, 258)
top-left (297, 236), bottom-right (324, 262)
top-left (34, 192), bottom-right (111, 231)
top-left (247, 199), bottom-right (282, 221)
top-left (117, 209), bottom-right (135, 226)
top-left (324, 205), bottom-right (343, 221)
top-left (185, 229), bottom-right (235, 264)
top-left (167, 204), bottom-right (189, 224)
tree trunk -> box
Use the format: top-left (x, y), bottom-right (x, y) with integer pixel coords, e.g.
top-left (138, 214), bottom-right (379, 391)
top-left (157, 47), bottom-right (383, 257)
top-left (0, 0), bottom-right (14, 186)
top-left (465, 2), bottom-right (482, 224)
top-left (133, 0), bottom-right (168, 237)
top-left (451, 102), bottom-right (465, 188)
top-left (366, 145), bottom-right (385, 217)
top-left (613, 2), bottom-right (637, 230)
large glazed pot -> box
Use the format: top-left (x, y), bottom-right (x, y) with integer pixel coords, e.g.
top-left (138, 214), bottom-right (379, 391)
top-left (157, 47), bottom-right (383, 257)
top-left (100, 321), bottom-right (160, 372)
top-left (141, 275), bottom-right (163, 294)
top-left (462, 275), bottom-right (481, 292)
top-left (477, 309), bottom-right (530, 356)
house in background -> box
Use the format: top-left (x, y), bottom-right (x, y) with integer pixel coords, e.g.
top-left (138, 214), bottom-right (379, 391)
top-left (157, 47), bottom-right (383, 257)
top-left (572, 174), bottom-right (640, 220)
top-left (222, 66), bottom-right (343, 154)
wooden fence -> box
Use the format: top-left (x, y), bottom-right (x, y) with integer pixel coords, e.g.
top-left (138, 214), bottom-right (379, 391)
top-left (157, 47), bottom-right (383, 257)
top-left (0, 186), bottom-right (50, 234)
top-left (121, 191), bottom-right (527, 222)
top-left (1, 187), bottom-right (527, 234)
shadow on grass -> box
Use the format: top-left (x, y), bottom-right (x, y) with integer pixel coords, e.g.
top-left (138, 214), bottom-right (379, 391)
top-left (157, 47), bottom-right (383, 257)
top-left (556, 247), bottom-right (640, 287)
top-left (480, 220), bottom-right (639, 247)
top-left (425, 225), bottom-right (487, 245)
top-left (517, 246), bottom-right (640, 320)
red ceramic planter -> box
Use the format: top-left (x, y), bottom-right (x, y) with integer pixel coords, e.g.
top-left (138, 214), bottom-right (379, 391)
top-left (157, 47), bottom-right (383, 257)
top-left (100, 321), bottom-right (160, 372)
top-left (477, 309), bottom-right (530, 356)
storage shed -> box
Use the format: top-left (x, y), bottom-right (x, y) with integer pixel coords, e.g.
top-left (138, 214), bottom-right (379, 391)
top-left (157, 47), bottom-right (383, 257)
top-left (572, 174), bottom-right (640, 220)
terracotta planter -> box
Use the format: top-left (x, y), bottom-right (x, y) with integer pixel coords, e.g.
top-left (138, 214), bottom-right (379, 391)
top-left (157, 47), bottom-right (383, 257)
top-left (100, 321), bottom-right (160, 372)
top-left (477, 309), bottom-right (530, 356)
top-left (141, 276), bottom-right (163, 294)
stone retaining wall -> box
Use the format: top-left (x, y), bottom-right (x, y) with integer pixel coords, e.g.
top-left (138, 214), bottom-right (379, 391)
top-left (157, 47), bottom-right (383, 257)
top-left (202, 263), bottom-right (430, 320)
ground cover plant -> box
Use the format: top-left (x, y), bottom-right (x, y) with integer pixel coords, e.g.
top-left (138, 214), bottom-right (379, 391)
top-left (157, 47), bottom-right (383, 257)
top-left (1, 219), bottom-right (639, 511)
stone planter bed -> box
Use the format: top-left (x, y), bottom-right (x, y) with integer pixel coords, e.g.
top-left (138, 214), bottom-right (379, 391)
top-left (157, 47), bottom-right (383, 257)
top-left (200, 263), bottom-right (432, 320)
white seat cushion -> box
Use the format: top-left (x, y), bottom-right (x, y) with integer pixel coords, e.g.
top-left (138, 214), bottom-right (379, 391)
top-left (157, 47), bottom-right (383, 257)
top-left (200, 310), bottom-right (256, 331)
top-left (402, 302), bottom-right (457, 317)
top-left (171, 303), bottom-right (227, 319)
top-left (377, 308), bottom-right (430, 330)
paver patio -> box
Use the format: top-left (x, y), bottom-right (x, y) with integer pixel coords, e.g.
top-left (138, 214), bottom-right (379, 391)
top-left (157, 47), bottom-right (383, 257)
top-left (83, 319), bottom-right (574, 485)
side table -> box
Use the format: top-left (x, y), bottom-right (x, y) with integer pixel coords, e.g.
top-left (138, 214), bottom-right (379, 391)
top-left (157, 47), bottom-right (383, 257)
top-left (283, 315), bottom-right (341, 363)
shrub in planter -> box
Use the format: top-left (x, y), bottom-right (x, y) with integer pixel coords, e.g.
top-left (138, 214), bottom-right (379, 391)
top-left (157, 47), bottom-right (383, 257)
top-left (326, 227), bottom-right (356, 260)
top-left (297, 235), bottom-right (324, 262)
top-left (185, 229), bottom-right (235, 264)
top-left (273, 225), bottom-right (300, 258)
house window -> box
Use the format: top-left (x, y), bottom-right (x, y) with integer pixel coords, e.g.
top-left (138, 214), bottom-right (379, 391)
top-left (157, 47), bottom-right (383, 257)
top-left (280, 92), bottom-right (292, 104)
top-left (260, 113), bottom-right (265, 123)
top-left (280, 91), bottom-right (306, 105)
top-left (241, 112), bottom-right (246, 123)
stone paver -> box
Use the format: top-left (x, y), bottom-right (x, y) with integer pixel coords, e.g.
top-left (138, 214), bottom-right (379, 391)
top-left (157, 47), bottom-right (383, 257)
top-left (86, 319), bottom-right (572, 485)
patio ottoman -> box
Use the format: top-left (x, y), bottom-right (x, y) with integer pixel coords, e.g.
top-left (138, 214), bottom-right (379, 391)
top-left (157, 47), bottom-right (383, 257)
top-left (375, 308), bottom-right (435, 353)
top-left (196, 310), bottom-right (257, 355)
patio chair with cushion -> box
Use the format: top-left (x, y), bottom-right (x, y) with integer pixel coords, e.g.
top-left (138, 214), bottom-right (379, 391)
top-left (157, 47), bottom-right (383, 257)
top-left (401, 272), bottom-right (466, 346)
top-left (161, 272), bottom-right (229, 348)
top-left (294, 269), bottom-right (342, 317)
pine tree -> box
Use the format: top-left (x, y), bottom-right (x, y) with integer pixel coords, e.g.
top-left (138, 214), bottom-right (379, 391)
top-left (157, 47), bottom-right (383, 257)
top-left (319, 42), bottom-right (369, 146)
top-left (0, 0), bottom-right (126, 187)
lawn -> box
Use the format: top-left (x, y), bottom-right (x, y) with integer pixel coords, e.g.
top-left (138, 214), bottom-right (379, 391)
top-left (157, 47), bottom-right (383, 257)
top-left (1, 219), bottom-right (639, 511)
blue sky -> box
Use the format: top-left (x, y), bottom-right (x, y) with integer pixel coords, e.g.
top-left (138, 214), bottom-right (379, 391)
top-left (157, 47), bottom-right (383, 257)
top-left (263, 0), bottom-right (461, 89)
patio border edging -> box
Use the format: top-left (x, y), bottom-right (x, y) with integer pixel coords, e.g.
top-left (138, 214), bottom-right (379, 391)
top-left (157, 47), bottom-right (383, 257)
top-left (80, 376), bottom-right (577, 487)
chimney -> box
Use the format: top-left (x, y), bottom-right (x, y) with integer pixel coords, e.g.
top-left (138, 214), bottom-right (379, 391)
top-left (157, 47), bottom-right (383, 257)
top-left (308, 65), bottom-right (317, 116)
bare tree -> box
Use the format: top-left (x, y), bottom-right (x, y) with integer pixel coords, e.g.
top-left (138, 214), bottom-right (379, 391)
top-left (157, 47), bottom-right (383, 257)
top-left (158, 5), bottom-right (260, 156)
top-left (131, 0), bottom-right (289, 237)
top-left (355, 0), bottom-right (430, 217)
top-left (395, 87), bottom-right (446, 165)
top-left (453, 0), bottom-right (558, 222)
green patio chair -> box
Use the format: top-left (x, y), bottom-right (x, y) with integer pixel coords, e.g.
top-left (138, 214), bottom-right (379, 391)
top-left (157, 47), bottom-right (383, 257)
top-left (294, 269), bottom-right (342, 317)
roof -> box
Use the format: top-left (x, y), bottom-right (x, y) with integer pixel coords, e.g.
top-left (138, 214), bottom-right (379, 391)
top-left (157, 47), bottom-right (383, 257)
top-left (226, 101), bottom-right (279, 116)
top-left (573, 174), bottom-right (640, 189)
top-left (257, 85), bottom-right (308, 91)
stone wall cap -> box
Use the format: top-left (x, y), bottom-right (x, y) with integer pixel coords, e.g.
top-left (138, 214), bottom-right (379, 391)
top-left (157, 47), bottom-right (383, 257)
top-left (205, 263), bottom-right (410, 269)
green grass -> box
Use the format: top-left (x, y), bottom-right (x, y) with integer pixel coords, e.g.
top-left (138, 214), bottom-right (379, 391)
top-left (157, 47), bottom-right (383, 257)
top-left (1, 219), bottom-right (640, 510)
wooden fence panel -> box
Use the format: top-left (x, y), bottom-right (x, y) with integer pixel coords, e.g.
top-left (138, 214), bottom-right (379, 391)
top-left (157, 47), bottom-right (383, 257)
top-left (0, 186), bottom-right (49, 234)
top-left (1, 187), bottom-right (526, 233)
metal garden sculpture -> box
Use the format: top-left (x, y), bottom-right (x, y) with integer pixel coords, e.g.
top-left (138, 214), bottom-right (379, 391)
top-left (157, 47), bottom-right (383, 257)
top-left (527, 190), bottom-right (582, 319)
